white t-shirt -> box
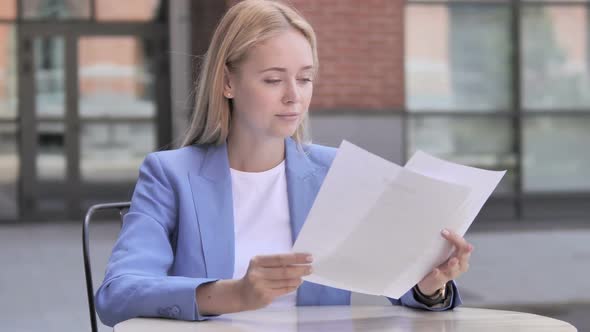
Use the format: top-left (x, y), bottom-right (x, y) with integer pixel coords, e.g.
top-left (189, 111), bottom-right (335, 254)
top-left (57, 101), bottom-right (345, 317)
top-left (230, 160), bottom-right (297, 307)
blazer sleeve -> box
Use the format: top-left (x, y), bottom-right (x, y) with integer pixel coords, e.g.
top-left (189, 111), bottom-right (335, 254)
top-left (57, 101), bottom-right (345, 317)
top-left (387, 281), bottom-right (462, 311)
top-left (95, 153), bottom-right (218, 327)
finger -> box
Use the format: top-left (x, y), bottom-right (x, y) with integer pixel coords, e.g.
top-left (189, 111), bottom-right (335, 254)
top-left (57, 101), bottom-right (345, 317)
top-left (453, 241), bottom-right (473, 272)
top-left (425, 268), bottom-right (448, 286)
top-left (438, 257), bottom-right (461, 278)
top-left (252, 253), bottom-right (313, 267)
top-left (270, 286), bottom-right (299, 298)
top-left (441, 229), bottom-right (471, 253)
top-left (264, 278), bottom-right (304, 289)
top-left (457, 247), bottom-right (472, 265)
top-left (446, 257), bottom-right (468, 279)
top-left (261, 265), bottom-right (312, 280)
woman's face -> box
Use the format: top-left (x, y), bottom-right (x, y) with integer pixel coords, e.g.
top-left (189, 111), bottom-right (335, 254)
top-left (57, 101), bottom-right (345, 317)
top-left (225, 29), bottom-right (314, 141)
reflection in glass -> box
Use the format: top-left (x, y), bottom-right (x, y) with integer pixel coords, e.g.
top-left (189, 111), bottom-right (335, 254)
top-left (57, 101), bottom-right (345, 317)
top-left (37, 121), bottom-right (66, 180)
top-left (23, 0), bottom-right (90, 19)
top-left (523, 6), bottom-right (590, 109)
top-left (0, 1), bottom-right (16, 20)
top-left (78, 36), bottom-right (156, 182)
top-left (0, 24), bottom-right (17, 119)
top-left (96, 0), bottom-right (163, 21)
top-left (34, 37), bottom-right (65, 118)
top-left (81, 123), bottom-right (155, 181)
top-left (0, 122), bottom-right (18, 219)
top-left (524, 116), bottom-right (590, 192)
top-left (79, 37), bottom-right (156, 118)
top-left (408, 116), bottom-right (516, 193)
top-left (405, 4), bottom-right (511, 111)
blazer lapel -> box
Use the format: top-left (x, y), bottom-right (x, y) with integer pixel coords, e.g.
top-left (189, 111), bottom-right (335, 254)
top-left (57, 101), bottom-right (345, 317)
top-left (285, 138), bottom-right (326, 305)
top-left (188, 143), bottom-right (235, 280)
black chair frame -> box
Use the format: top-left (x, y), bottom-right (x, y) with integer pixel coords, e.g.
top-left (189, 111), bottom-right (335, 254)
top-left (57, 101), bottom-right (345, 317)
top-left (83, 202), bottom-right (131, 332)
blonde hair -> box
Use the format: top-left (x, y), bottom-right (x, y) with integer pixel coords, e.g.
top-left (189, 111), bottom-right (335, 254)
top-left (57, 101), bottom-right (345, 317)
top-left (181, 0), bottom-right (318, 147)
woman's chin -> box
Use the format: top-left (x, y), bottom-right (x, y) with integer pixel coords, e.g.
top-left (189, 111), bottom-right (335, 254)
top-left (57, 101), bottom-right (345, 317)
top-left (270, 125), bottom-right (298, 139)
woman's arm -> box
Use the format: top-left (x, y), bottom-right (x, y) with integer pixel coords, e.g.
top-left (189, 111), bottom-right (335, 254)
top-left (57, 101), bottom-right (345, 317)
top-left (196, 254), bottom-right (313, 316)
top-left (95, 154), bottom-right (218, 326)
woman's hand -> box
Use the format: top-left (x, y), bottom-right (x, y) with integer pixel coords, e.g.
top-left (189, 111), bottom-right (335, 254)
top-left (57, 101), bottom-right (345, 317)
top-left (417, 229), bottom-right (473, 296)
top-left (237, 253), bottom-right (313, 310)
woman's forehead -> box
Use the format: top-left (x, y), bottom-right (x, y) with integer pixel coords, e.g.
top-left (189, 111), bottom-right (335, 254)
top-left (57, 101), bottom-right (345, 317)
top-left (243, 30), bottom-right (313, 72)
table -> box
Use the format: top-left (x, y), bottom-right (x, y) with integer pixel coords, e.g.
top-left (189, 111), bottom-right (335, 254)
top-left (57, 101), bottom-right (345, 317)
top-left (114, 305), bottom-right (577, 331)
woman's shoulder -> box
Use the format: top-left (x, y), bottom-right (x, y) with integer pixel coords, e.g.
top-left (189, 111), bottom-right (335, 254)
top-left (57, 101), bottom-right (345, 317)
top-left (143, 145), bottom-right (209, 174)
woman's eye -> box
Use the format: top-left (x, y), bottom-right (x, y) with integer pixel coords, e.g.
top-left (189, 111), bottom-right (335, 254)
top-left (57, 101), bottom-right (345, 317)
top-left (298, 78), bottom-right (313, 84)
top-left (264, 79), bottom-right (281, 84)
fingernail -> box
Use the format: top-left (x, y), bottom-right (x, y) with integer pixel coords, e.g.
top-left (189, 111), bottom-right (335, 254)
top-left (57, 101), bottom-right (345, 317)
top-left (306, 255), bottom-right (313, 262)
top-left (308, 267), bottom-right (313, 274)
top-left (441, 229), bottom-right (450, 236)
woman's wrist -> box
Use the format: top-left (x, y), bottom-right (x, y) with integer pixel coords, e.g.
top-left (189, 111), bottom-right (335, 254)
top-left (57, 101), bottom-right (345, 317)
top-left (416, 283), bottom-right (442, 297)
top-left (414, 282), bottom-right (450, 307)
top-left (196, 279), bottom-right (246, 316)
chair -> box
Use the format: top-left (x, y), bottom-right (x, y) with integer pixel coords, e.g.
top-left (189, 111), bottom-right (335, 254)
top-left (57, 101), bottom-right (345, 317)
top-left (83, 202), bottom-right (131, 332)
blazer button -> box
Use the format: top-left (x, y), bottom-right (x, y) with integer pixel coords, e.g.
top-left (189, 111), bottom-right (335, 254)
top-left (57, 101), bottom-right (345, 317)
top-left (158, 305), bottom-right (181, 318)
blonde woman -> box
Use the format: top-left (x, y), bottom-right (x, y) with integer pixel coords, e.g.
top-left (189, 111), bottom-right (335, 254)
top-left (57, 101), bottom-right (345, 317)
top-left (96, 0), bottom-right (473, 326)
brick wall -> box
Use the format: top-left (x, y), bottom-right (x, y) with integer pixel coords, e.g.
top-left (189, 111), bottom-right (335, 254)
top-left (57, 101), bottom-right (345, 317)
top-left (223, 0), bottom-right (405, 111)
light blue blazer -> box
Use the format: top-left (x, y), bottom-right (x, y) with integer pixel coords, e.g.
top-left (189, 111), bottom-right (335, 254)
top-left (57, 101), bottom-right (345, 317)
top-left (95, 138), bottom-right (461, 327)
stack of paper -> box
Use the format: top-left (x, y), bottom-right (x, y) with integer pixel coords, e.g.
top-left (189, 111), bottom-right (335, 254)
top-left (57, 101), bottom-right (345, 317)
top-left (292, 140), bottom-right (506, 298)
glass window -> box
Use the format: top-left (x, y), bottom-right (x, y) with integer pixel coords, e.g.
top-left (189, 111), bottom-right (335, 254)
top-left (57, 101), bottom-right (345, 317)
top-left (0, 121), bottom-right (18, 219)
top-left (522, 6), bottom-right (590, 110)
top-left (405, 4), bottom-right (512, 111)
top-left (37, 121), bottom-right (66, 180)
top-left (78, 37), bottom-right (156, 118)
top-left (34, 37), bottom-right (65, 118)
top-left (81, 123), bottom-right (155, 181)
top-left (0, 24), bottom-right (16, 119)
top-left (78, 36), bottom-right (157, 182)
top-left (408, 116), bottom-right (516, 193)
top-left (95, 0), bottom-right (163, 21)
top-left (23, 0), bottom-right (91, 19)
top-left (0, 1), bottom-right (16, 20)
top-left (523, 116), bottom-right (590, 192)
top-left (33, 36), bottom-right (66, 181)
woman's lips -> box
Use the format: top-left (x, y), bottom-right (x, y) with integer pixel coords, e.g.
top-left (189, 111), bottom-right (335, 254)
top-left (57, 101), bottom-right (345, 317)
top-left (276, 113), bottom-right (300, 121)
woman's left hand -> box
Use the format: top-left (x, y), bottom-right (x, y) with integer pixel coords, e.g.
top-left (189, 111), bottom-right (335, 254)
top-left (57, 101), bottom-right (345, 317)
top-left (416, 229), bottom-right (474, 296)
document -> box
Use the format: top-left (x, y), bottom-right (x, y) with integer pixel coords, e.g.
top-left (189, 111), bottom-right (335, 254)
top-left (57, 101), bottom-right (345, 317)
top-left (292, 140), bottom-right (505, 298)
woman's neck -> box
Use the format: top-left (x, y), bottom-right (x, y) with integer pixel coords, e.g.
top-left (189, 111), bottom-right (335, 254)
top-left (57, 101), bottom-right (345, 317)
top-left (227, 131), bottom-right (285, 173)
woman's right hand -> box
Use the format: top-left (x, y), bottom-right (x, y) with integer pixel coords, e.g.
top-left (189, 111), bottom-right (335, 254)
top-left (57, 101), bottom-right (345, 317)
top-left (237, 253), bottom-right (313, 310)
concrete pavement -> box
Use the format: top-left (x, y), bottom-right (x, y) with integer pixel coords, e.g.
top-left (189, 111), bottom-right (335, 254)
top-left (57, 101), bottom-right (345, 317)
top-left (1, 220), bottom-right (588, 331)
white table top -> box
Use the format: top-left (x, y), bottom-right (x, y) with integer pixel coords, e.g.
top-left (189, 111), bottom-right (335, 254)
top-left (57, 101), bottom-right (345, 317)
top-left (114, 305), bottom-right (577, 332)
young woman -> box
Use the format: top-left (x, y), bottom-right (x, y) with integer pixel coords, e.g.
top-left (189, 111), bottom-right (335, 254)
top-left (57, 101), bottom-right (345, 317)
top-left (96, 0), bottom-right (474, 326)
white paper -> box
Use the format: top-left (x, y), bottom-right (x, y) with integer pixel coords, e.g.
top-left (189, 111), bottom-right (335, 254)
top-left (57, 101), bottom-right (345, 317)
top-left (292, 140), bottom-right (505, 299)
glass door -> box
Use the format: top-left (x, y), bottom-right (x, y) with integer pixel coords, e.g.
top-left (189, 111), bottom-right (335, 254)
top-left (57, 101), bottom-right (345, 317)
top-left (18, 24), bottom-right (169, 220)
top-left (19, 32), bottom-right (70, 219)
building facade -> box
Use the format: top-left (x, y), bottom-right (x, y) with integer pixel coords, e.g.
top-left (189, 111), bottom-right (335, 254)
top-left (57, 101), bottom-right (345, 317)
top-left (0, 0), bottom-right (588, 221)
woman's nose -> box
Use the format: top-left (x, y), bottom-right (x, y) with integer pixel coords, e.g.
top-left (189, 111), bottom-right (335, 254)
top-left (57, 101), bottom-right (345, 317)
top-left (282, 80), bottom-right (301, 104)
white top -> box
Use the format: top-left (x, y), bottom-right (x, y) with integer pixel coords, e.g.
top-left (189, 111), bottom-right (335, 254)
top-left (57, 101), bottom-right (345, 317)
top-left (230, 160), bottom-right (296, 307)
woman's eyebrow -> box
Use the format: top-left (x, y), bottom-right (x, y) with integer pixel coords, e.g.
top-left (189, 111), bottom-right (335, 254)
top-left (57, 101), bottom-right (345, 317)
top-left (258, 65), bottom-right (314, 73)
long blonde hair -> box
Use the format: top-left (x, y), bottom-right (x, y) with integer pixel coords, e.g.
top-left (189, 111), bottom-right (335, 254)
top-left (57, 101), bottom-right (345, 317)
top-left (181, 0), bottom-right (318, 147)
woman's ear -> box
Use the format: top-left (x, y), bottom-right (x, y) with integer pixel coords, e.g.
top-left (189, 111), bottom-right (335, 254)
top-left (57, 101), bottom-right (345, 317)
top-left (223, 65), bottom-right (234, 99)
